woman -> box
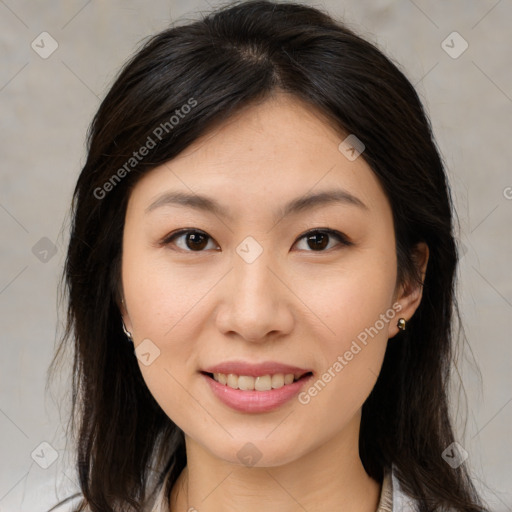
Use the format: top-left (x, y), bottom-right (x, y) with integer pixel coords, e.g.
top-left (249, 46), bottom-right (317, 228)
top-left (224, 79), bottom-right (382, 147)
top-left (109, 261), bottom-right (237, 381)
top-left (49, 1), bottom-right (489, 510)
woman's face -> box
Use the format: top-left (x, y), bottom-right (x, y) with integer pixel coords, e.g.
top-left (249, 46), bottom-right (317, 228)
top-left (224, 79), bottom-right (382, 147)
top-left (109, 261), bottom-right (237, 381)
top-left (121, 93), bottom-right (425, 467)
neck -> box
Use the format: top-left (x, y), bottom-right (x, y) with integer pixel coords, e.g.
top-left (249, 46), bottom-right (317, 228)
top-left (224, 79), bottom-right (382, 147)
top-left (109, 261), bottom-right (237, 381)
top-left (169, 415), bottom-right (381, 512)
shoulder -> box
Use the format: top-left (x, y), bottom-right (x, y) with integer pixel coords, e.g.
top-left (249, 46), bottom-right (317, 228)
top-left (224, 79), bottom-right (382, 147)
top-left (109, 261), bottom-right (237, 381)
top-left (150, 469), bottom-right (173, 512)
top-left (389, 464), bottom-right (421, 511)
top-left (46, 491), bottom-right (163, 512)
top-left (46, 480), bottom-right (167, 512)
top-left (388, 464), bottom-right (460, 512)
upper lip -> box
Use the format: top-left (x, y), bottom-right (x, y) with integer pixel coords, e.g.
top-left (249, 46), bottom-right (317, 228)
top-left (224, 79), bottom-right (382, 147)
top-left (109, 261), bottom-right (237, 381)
top-left (202, 360), bottom-right (313, 377)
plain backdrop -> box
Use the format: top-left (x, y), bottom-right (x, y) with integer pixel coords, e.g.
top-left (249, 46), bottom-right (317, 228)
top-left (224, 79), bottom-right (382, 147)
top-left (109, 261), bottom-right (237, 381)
top-left (0, 1), bottom-right (511, 511)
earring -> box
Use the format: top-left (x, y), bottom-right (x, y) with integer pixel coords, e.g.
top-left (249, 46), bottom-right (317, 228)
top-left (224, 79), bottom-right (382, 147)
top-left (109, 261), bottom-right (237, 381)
top-left (122, 320), bottom-right (133, 343)
top-left (120, 298), bottom-right (133, 343)
top-left (397, 318), bottom-right (407, 331)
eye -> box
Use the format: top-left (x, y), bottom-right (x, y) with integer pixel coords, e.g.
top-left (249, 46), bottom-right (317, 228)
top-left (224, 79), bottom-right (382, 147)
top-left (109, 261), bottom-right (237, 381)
top-left (293, 229), bottom-right (352, 252)
top-left (162, 228), bottom-right (351, 253)
top-left (162, 229), bottom-right (219, 252)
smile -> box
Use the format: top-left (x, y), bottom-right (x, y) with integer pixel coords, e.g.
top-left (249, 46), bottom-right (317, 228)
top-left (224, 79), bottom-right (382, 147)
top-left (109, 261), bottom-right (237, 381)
top-left (201, 371), bottom-right (314, 413)
top-left (208, 372), bottom-right (310, 391)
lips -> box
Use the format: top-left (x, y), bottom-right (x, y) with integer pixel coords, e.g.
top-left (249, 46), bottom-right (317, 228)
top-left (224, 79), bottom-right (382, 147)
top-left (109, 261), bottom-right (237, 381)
top-left (199, 360), bottom-right (314, 412)
top-left (202, 370), bottom-right (314, 413)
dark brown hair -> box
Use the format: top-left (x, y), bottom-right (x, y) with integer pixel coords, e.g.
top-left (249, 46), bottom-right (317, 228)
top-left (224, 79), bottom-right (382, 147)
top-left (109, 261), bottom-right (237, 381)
top-left (49, 1), bottom-right (488, 510)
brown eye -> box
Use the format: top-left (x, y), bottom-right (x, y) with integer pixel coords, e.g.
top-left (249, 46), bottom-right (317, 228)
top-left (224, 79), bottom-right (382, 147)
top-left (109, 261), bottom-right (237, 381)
top-left (306, 232), bottom-right (329, 250)
top-left (163, 229), bottom-right (218, 252)
top-left (163, 228), bottom-right (350, 253)
top-left (185, 232), bottom-right (209, 250)
top-left (294, 229), bottom-right (351, 252)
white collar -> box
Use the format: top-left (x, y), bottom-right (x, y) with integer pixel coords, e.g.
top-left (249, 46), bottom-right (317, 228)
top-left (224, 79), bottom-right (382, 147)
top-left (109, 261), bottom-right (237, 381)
top-left (390, 463), bottom-right (421, 511)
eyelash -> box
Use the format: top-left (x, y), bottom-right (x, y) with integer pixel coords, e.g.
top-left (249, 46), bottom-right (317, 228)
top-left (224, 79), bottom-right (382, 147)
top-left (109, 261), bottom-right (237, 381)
top-left (161, 228), bottom-right (352, 253)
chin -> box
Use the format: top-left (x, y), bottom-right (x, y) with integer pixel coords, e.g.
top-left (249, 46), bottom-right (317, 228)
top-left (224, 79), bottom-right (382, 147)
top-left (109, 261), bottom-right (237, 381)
top-left (205, 435), bottom-right (304, 468)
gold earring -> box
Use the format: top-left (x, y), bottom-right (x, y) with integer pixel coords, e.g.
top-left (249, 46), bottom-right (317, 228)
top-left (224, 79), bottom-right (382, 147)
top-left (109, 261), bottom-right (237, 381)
top-left (397, 318), bottom-right (407, 331)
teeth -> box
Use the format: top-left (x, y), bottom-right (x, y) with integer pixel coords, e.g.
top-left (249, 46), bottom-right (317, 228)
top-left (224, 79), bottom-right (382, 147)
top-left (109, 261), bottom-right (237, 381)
top-left (212, 372), bottom-right (304, 391)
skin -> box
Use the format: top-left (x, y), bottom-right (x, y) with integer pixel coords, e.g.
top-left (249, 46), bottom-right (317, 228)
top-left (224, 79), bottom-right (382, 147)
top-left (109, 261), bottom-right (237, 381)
top-left (120, 92), bottom-right (429, 512)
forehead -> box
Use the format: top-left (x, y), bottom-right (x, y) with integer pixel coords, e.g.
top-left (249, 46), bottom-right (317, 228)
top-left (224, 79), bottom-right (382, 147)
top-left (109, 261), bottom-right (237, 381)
top-left (128, 93), bottom-right (390, 217)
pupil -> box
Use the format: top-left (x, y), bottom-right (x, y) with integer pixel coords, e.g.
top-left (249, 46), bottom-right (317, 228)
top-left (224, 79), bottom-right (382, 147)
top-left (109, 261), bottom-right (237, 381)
top-left (308, 232), bottom-right (328, 250)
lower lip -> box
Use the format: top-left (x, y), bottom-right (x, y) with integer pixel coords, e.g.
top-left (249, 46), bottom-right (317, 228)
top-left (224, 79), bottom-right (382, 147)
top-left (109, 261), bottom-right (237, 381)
top-left (202, 372), bottom-right (313, 413)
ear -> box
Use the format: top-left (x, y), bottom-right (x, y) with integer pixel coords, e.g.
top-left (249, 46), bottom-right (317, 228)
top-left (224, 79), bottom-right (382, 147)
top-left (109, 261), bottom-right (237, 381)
top-left (388, 242), bottom-right (429, 339)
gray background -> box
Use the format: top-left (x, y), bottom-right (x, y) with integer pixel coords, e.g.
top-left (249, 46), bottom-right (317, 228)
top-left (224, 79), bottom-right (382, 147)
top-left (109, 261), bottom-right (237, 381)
top-left (0, 1), bottom-right (511, 510)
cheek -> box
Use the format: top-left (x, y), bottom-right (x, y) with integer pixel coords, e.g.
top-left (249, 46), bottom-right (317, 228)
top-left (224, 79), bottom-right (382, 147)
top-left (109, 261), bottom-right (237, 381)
top-left (121, 242), bottom-right (231, 422)
top-left (122, 239), bottom-right (211, 338)
top-left (294, 242), bottom-right (397, 346)
top-left (291, 245), bottom-right (396, 410)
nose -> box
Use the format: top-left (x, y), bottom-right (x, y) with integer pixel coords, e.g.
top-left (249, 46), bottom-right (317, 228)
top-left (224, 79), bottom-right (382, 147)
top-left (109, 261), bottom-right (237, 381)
top-left (215, 245), bottom-right (294, 343)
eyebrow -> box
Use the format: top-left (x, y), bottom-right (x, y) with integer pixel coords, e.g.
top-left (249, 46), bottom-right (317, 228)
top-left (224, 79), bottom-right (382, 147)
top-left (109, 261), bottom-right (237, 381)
top-left (145, 188), bottom-right (368, 222)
